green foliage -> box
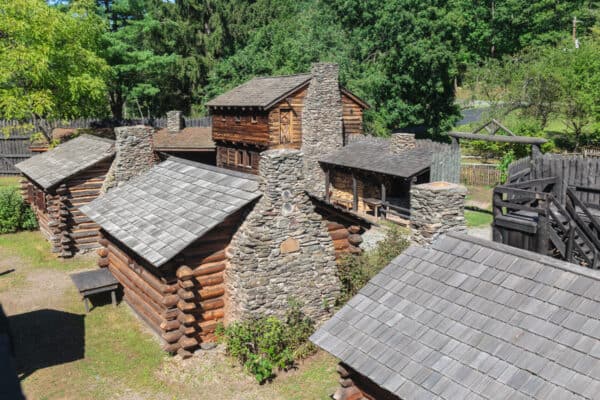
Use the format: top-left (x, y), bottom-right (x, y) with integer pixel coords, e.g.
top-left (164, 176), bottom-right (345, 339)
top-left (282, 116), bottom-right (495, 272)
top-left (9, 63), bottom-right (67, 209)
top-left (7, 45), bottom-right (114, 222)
top-left (0, 0), bottom-right (110, 139)
top-left (465, 210), bottom-right (493, 228)
top-left (498, 149), bottom-right (515, 184)
top-left (0, 187), bottom-right (38, 234)
top-left (468, 34), bottom-right (600, 152)
top-left (216, 299), bottom-right (316, 384)
top-left (337, 224), bottom-right (410, 304)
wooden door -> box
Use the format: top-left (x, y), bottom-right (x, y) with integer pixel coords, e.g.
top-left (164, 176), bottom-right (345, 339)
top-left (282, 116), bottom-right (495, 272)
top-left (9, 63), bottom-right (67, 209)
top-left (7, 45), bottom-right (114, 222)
top-left (279, 109), bottom-right (292, 144)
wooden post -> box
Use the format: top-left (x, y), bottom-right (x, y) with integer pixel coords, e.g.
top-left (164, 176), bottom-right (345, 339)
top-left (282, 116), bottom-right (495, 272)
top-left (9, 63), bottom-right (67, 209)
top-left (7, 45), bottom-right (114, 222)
top-left (352, 173), bottom-right (358, 212)
top-left (566, 223), bottom-right (575, 262)
top-left (451, 136), bottom-right (460, 152)
top-left (492, 189), bottom-right (503, 243)
top-left (325, 168), bottom-right (331, 203)
top-left (536, 200), bottom-right (550, 255)
top-left (381, 180), bottom-right (387, 219)
top-left (532, 144), bottom-right (541, 159)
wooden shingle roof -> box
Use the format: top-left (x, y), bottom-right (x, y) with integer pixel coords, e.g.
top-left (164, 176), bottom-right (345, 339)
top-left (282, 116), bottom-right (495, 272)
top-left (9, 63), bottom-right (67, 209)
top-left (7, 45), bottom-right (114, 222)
top-left (319, 140), bottom-right (433, 179)
top-left (80, 157), bottom-right (260, 267)
top-left (16, 134), bottom-right (115, 190)
top-left (206, 74), bottom-right (312, 109)
top-left (153, 127), bottom-right (215, 151)
top-left (312, 233), bottom-right (600, 399)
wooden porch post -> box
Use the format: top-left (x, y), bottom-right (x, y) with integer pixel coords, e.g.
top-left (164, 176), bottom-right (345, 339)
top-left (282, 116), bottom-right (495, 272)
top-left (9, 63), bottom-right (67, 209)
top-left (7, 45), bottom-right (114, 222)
top-left (352, 173), bottom-right (358, 212)
top-left (325, 168), bottom-right (331, 203)
top-left (532, 144), bottom-right (541, 159)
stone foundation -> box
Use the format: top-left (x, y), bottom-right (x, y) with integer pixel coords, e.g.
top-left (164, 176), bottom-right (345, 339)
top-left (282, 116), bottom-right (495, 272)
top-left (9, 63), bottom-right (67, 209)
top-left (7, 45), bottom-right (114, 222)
top-left (301, 63), bottom-right (344, 197)
top-left (410, 181), bottom-right (467, 245)
top-left (102, 125), bottom-right (156, 192)
top-left (226, 149), bottom-right (340, 323)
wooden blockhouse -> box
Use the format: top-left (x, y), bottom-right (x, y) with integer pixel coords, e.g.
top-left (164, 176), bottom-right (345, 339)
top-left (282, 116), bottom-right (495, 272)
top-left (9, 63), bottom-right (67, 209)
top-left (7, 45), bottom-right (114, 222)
top-left (81, 157), bottom-right (260, 354)
top-left (207, 73), bottom-right (368, 174)
top-left (16, 135), bottom-right (115, 257)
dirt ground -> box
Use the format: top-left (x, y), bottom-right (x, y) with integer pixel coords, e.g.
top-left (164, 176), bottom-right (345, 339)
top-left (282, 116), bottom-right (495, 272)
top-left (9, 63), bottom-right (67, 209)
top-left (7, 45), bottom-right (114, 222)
top-left (0, 231), bottom-right (338, 400)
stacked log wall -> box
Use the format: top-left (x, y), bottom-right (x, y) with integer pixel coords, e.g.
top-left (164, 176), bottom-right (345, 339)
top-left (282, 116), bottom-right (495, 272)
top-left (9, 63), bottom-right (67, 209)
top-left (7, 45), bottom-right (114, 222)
top-left (330, 169), bottom-right (381, 213)
top-left (179, 211), bottom-right (245, 343)
top-left (98, 209), bottom-right (245, 354)
top-left (327, 221), bottom-right (363, 259)
top-left (268, 86), bottom-right (307, 148)
top-left (342, 93), bottom-right (364, 138)
top-left (98, 234), bottom-right (182, 352)
top-left (212, 110), bottom-right (270, 145)
top-left (63, 158), bottom-right (112, 253)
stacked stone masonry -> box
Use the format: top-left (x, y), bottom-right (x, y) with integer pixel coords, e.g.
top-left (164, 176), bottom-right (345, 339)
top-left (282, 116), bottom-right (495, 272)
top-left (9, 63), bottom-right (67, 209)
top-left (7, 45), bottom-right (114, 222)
top-left (102, 125), bottom-right (156, 192)
top-left (226, 149), bottom-right (340, 323)
top-left (301, 63), bottom-right (344, 197)
top-left (167, 110), bottom-right (183, 133)
top-left (390, 133), bottom-right (416, 154)
top-left (410, 181), bottom-right (467, 245)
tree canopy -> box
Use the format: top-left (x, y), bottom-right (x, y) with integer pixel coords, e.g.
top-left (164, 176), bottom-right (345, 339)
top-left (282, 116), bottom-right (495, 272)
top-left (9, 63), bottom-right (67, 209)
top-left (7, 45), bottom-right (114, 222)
top-left (0, 0), bottom-right (109, 135)
top-left (0, 0), bottom-right (598, 140)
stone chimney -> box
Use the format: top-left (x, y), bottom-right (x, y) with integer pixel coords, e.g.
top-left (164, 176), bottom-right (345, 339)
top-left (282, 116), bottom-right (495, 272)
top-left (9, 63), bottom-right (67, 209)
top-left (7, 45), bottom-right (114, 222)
top-left (390, 133), bottom-right (417, 154)
top-left (301, 62), bottom-right (344, 197)
top-left (410, 181), bottom-right (467, 245)
top-left (167, 110), bottom-right (183, 133)
top-left (102, 125), bottom-right (157, 192)
top-left (226, 149), bottom-right (340, 323)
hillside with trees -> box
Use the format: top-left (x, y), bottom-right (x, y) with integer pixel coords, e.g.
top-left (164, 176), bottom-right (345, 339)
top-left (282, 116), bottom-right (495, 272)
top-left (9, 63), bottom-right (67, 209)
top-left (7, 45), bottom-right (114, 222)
top-left (1, 0), bottom-right (598, 143)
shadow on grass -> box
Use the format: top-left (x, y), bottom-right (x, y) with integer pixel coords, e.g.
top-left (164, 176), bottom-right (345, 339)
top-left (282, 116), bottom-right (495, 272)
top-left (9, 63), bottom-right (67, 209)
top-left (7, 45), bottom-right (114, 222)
top-left (10, 309), bottom-right (85, 381)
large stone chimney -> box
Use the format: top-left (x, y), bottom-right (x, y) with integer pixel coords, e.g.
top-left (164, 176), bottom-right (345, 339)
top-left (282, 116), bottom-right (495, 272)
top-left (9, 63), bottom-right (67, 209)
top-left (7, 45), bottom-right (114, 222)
top-left (226, 149), bottom-right (340, 323)
top-left (102, 125), bottom-right (156, 192)
top-left (301, 62), bottom-right (344, 197)
top-left (390, 133), bottom-right (417, 154)
top-left (167, 110), bottom-right (183, 133)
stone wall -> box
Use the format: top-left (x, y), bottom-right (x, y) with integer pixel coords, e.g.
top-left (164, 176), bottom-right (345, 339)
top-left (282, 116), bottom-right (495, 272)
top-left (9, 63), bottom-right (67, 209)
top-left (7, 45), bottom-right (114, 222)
top-left (301, 63), bottom-right (344, 197)
top-left (102, 125), bottom-right (156, 192)
top-left (390, 133), bottom-right (416, 154)
top-left (410, 181), bottom-right (467, 245)
top-left (167, 111), bottom-right (183, 133)
top-left (226, 149), bottom-right (340, 323)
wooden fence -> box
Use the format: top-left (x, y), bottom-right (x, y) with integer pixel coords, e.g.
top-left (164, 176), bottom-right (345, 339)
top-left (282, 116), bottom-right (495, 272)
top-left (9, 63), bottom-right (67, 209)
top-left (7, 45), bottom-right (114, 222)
top-left (508, 154), bottom-right (600, 206)
top-left (0, 116), bottom-right (212, 175)
top-left (460, 163), bottom-right (501, 186)
top-left (430, 148), bottom-right (461, 184)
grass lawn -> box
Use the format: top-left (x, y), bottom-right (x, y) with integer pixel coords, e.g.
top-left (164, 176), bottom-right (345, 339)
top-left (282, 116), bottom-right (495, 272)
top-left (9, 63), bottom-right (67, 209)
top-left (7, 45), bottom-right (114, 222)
top-left (0, 175), bottom-right (20, 188)
top-left (465, 210), bottom-right (493, 228)
top-left (0, 231), bottom-right (339, 400)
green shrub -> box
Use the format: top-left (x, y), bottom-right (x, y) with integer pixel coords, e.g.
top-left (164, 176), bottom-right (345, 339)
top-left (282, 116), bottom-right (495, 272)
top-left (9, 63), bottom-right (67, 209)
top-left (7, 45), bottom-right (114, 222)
top-left (337, 224), bottom-right (409, 304)
top-left (216, 300), bottom-right (316, 384)
top-left (0, 187), bottom-right (38, 233)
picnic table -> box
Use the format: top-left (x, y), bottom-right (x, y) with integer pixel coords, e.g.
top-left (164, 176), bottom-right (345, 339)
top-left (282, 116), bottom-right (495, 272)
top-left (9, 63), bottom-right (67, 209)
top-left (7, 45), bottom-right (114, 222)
top-left (70, 269), bottom-right (119, 313)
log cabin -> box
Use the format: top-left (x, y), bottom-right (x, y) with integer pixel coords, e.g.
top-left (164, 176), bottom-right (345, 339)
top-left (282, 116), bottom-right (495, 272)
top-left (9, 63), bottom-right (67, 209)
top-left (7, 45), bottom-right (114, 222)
top-left (80, 157), bottom-right (261, 355)
top-left (153, 111), bottom-right (216, 165)
top-left (318, 134), bottom-right (453, 224)
top-left (16, 135), bottom-right (115, 257)
top-left (311, 232), bottom-right (600, 400)
top-left (206, 67), bottom-right (369, 174)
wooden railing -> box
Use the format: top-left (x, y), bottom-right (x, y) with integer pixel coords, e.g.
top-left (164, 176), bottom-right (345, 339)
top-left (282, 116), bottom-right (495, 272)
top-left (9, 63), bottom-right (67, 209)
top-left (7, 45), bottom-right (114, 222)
top-left (493, 176), bottom-right (600, 268)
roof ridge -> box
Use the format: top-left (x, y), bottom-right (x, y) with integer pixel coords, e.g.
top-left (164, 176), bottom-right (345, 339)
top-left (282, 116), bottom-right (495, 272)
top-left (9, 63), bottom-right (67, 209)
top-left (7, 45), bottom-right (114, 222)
top-left (445, 232), bottom-right (600, 281)
top-left (252, 73), bottom-right (311, 80)
top-left (165, 156), bottom-right (260, 183)
top-left (79, 133), bottom-right (115, 144)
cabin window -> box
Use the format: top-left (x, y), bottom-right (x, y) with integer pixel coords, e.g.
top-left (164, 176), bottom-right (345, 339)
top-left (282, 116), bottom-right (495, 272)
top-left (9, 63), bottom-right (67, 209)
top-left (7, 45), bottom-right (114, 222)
top-left (235, 114), bottom-right (241, 123)
top-left (251, 114), bottom-right (257, 124)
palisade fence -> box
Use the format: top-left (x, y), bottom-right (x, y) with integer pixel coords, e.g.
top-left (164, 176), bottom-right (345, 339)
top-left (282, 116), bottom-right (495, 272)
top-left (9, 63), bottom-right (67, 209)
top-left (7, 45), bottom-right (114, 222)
top-left (0, 116), bottom-right (212, 175)
top-left (460, 163), bottom-right (501, 186)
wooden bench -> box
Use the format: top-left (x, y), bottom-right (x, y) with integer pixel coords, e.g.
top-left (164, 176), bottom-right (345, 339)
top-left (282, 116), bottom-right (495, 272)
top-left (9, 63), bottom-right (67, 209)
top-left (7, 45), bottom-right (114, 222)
top-left (70, 269), bottom-right (119, 313)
